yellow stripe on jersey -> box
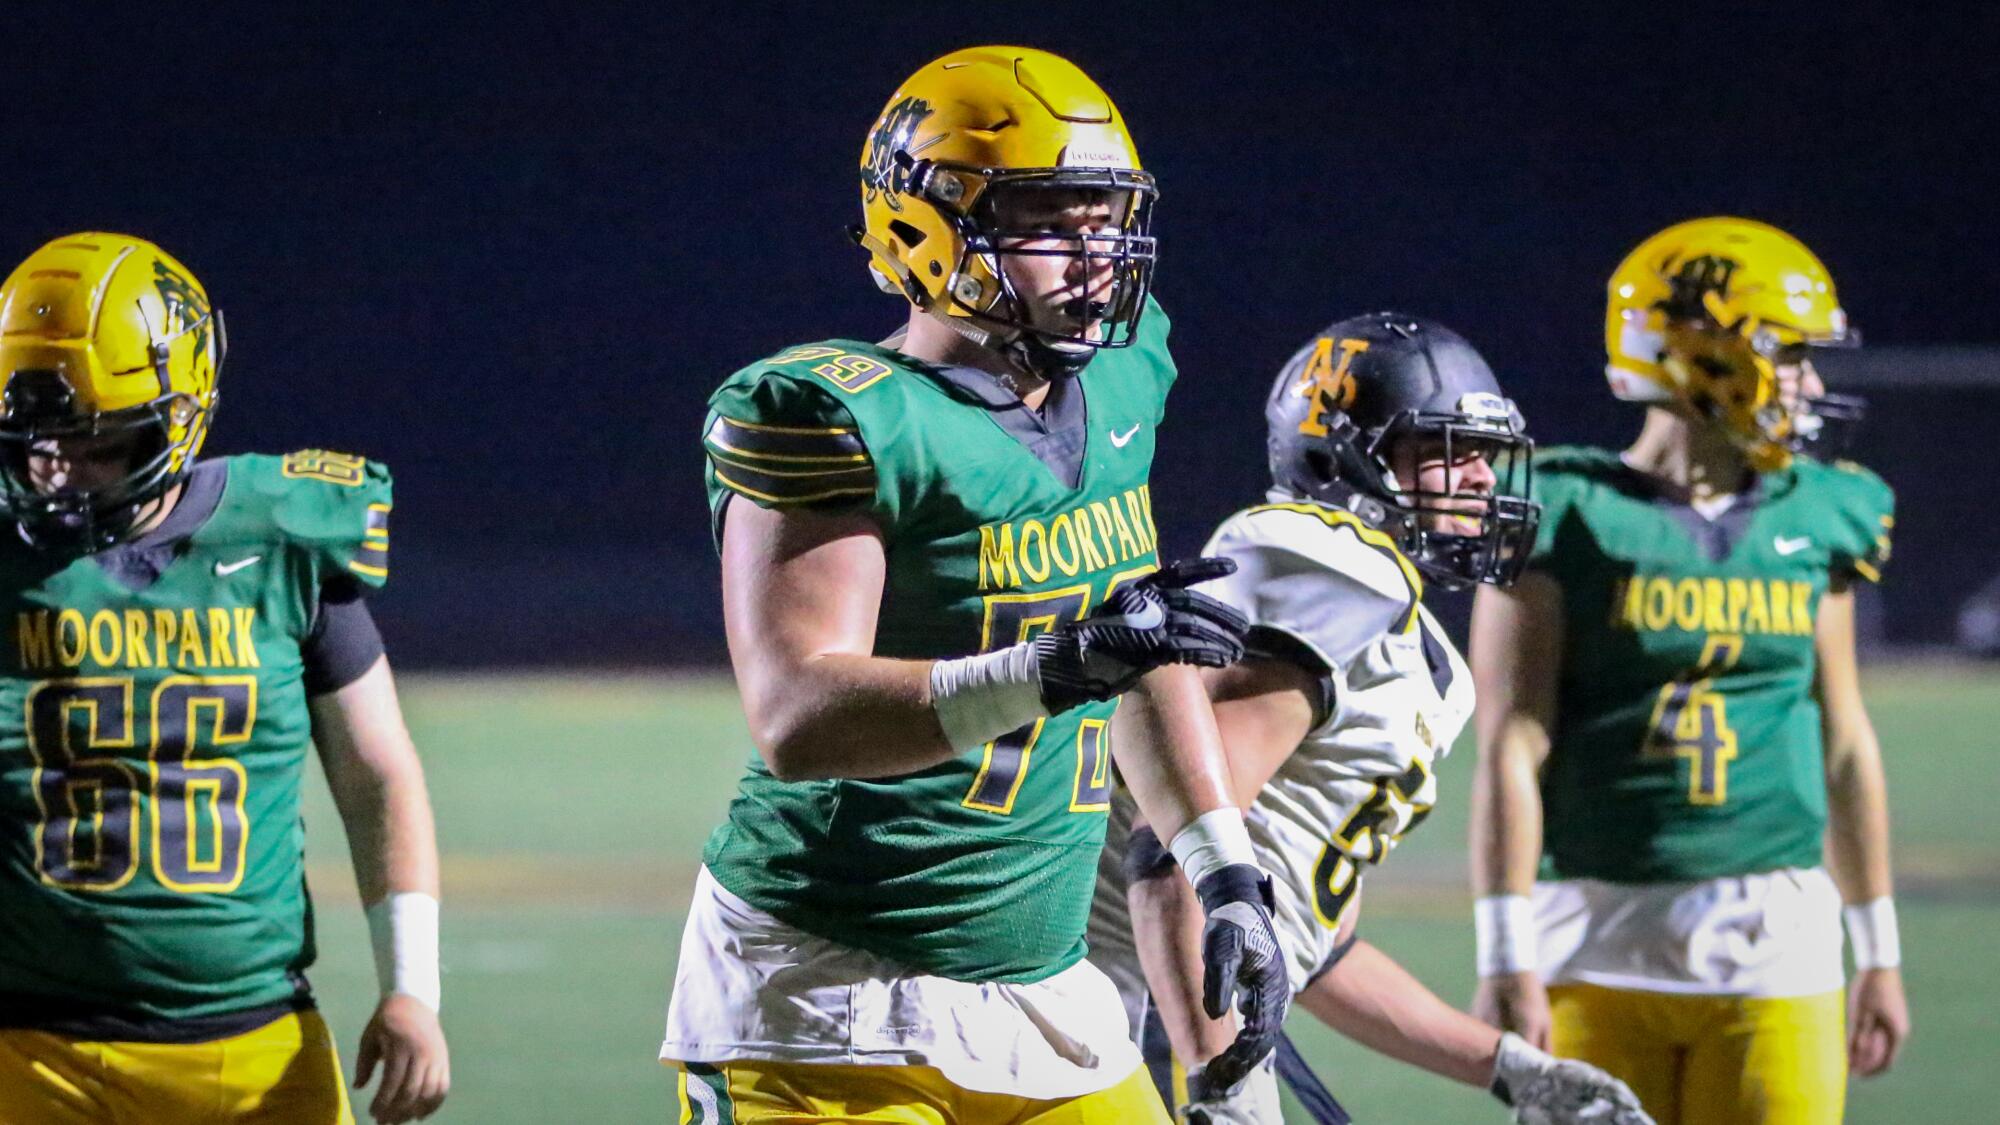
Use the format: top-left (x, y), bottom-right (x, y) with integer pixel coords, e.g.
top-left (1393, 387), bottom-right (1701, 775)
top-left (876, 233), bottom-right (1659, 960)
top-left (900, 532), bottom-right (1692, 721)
top-left (705, 415), bottom-right (877, 506)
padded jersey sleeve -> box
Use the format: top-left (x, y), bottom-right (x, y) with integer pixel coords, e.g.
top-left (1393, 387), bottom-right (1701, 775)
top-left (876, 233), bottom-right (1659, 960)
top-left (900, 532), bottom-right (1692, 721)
top-left (1821, 459), bottom-right (1896, 584)
top-left (702, 371), bottom-right (878, 549)
top-left (272, 450), bottom-right (393, 593)
top-left (1199, 503), bottom-right (1423, 676)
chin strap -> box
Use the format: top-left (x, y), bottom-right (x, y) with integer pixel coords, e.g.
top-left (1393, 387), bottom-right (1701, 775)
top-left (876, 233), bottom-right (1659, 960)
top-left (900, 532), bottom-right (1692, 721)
top-left (1006, 333), bottom-right (1093, 382)
top-left (929, 308), bottom-right (1088, 388)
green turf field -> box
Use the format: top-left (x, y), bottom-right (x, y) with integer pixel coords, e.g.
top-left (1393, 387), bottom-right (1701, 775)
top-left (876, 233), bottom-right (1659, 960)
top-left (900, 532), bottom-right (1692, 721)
top-left (298, 664), bottom-right (2000, 1123)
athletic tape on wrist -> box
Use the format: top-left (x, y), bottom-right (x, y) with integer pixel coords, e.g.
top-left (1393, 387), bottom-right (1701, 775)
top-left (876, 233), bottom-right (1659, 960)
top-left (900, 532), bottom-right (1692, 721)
top-left (1474, 894), bottom-right (1537, 977)
top-left (929, 643), bottom-right (1049, 751)
top-left (366, 891), bottom-right (442, 1013)
top-left (1843, 897), bottom-right (1901, 970)
top-left (1168, 807), bottom-right (1257, 891)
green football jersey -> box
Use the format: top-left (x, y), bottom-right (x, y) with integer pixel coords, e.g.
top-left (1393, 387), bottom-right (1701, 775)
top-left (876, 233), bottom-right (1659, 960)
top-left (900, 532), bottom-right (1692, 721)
top-left (0, 451), bottom-right (391, 1025)
top-left (698, 300), bottom-right (1175, 983)
top-left (1529, 445), bottom-right (1894, 883)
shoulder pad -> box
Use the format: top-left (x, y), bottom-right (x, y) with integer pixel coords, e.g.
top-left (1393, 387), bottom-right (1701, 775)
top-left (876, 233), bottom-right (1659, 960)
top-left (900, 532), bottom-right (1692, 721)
top-left (259, 450), bottom-right (393, 590)
top-left (1200, 502), bottom-right (1422, 671)
top-left (1532, 444), bottom-right (1624, 486)
top-left (1803, 457), bottom-right (1896, 583)
top-left (1526, 445), bottom-right (1621, 567)
top-left (705, 365), bottom-right (877, 513)
top-left (756, 342), bottom-right (904, 396)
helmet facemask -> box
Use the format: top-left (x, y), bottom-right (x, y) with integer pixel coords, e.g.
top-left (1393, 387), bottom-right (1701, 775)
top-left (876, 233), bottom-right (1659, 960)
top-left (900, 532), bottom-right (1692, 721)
top-left (917, 164), bottom-right (1158, 380)
top-left (1367, 406), bottom-right (1539, 590)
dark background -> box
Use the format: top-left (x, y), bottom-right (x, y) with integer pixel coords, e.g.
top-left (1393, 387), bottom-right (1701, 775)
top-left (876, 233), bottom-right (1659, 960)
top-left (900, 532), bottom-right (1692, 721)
top-left (7, 5), bottom-right (1996, 663)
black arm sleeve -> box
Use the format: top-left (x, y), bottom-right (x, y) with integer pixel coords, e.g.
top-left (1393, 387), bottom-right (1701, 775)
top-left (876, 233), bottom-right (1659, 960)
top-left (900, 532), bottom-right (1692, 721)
top-left (302, 581), bottom-right (386, 697)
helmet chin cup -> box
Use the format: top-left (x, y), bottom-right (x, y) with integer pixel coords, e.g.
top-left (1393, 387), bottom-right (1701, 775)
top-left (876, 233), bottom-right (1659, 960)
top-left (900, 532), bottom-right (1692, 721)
top-left (1008, 333), bottom-right (1095, 382)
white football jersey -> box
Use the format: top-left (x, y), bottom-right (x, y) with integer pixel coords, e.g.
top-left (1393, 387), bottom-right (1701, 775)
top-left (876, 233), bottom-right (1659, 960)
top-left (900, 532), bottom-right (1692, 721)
top-left (1088, 499), bottom-right (1475, 1013)
top-left (1204, 500), bottom-right (1475, 988)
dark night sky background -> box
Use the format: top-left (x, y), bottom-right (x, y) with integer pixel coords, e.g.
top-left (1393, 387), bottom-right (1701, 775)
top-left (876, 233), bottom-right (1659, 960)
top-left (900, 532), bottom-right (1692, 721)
top-left (5, 5), bottom-right (1997, 660)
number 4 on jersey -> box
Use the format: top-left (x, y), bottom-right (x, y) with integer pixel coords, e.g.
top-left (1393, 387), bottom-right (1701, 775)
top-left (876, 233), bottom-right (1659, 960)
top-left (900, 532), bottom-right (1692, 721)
top-left (1646, 634), bottom-right (1745, 805)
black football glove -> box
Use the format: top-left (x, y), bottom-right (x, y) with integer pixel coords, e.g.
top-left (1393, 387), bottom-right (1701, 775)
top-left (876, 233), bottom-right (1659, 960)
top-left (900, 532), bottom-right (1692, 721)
top-left (1032, 557), bottom-right (1249, 714)
top-left (1192, 863), bottom-right (1291, 1092)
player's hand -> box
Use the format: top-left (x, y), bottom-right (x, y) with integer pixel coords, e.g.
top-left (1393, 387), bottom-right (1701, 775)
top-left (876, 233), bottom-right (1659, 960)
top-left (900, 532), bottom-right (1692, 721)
top-left (1847, 966), bottom-right (1910, 1077)
top-left (354, 993), bottom-right (450, 1123)
top-left (1191, 863), bottom-right (1290, 1092)
top-left (1491, 1031), bottom-right (1654, 1124)
top-left (1475, 971), bottom-right (1553, 1050)
top-left (1033, 557), bottom-right (1249, 713)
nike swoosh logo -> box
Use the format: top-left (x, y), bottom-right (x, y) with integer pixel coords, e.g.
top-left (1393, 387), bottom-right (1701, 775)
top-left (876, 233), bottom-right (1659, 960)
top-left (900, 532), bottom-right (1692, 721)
top-left (1109, 424), bottom-right (1142, 448)
top-left (1773, 536), bottom-right (1812, 556)
top-left (214, 555), bottom-right (263, 576)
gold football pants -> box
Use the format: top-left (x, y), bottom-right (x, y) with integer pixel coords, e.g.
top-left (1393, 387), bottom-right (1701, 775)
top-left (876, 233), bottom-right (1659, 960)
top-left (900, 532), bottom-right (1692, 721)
top-left (1550, 982), bottom-right (1845, 1125)
top-left (0, 1009), bottom-right (353, 1125)
top-left (671, 1058), bottom-right (1172, 1124)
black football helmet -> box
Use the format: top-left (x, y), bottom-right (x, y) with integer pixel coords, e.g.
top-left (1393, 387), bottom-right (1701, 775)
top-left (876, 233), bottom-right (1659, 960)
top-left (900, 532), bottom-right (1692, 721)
top-left (1265, 313), bottom-right (1539, 589)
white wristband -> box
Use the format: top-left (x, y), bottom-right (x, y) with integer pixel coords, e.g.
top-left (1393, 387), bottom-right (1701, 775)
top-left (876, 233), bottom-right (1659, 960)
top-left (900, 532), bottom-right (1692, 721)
top-left (366, 891), bottom-right (442, 1013)
top-left (929, 644), bottom-right (1049, 751)
top-left (1168, 807), bottom-right (1257, 889)
top-left (1844, 897), bottom-right (1901, 970)
top-left (1475, 894), bottom-right (1538, 977)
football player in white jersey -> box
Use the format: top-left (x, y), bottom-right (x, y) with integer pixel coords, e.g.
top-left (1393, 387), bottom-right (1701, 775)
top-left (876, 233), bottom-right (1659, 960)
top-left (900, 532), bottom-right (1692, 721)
top-left (1091, 314), bottom-right (1653, 1124)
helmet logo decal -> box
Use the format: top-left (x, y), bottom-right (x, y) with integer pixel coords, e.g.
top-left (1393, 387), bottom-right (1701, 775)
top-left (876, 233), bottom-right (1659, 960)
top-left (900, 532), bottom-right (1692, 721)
top-left (1659, 254), bottom-right (1739, 322)
top-left (1293, 336), bottom-right (1365, 437)
top-left (861, 96), bottom-right (934, 214)
top-left (151, 259), bottom-right (213, 365)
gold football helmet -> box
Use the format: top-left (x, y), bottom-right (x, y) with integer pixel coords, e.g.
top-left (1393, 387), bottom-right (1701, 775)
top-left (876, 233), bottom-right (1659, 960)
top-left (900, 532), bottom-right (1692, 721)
top-left (854, 46), bottom-right (1157, 378)
top-left (1604, 217), bottom-right (1858, 470)
top-left (0, 232), bottom-right (224, 550)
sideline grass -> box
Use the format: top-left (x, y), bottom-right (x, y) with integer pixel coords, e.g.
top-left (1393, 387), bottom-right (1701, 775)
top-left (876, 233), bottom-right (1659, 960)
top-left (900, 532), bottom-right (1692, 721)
top-left (297, 665), bottom-right (2000, 1122)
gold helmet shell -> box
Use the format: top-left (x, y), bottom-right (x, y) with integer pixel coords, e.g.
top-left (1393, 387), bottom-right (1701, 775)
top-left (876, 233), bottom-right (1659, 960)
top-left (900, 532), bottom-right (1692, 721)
top-left (0, 232), bottom-right (225, 549)
top-left (855, 46), bottom-right (1158, 371)
top-left (1603, 217), bottom-right (1855, 471)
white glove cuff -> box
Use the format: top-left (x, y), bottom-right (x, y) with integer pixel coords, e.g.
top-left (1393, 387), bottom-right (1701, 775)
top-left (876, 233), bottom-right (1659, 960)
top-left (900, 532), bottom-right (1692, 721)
top-left (929, 644), bottom-right (1049, 751)
top-left (1844, 897), bottom-right (1901, 970)
top-left (1490, 1029), bottom-right (1551, 1096)
top-left (1475, 893), bottom-right (1538, 977)
top-left (366, 891), bottom-right (442, 1013)
top-left (1169, 807), bottom-right (1257, 890)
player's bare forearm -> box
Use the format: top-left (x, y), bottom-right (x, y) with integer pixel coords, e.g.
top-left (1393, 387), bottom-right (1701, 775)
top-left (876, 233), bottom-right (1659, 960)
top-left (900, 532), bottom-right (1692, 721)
top-left (311, 657), bottom-right (440, 904)
top-left (1468, 579), bottom-right (1560, 897)
top-left (1130, 858), bottom-right (1237, 1065)
top-left (1203, 658), bottom-right (1320, 810)
top-left (1112, 664), bottom-right (1239, 840)
top-left (1297, 939), bottom-right (1502, 1087)
top-left (722, 500), bottom-right (957, 780)
top-left (1470, 716), bottom-right (1547, 896)
top-left (1816, 588), bottom-right (1895, 901)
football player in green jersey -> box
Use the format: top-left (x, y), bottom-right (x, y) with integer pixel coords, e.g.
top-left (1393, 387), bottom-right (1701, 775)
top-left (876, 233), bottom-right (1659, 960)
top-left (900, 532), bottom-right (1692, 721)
top-left (0, 233), bottom-right (448, 1124)
top-left (663, 46), bottom-right (1288, 1124)
top-left (1468, 218), bottom-right (1908, 1124)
